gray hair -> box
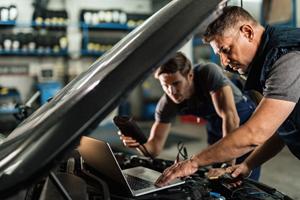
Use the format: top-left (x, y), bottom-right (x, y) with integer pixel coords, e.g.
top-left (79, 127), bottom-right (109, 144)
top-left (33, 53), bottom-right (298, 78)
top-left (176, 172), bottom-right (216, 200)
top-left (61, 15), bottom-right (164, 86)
top-left (203, 6), bottom-right (258, 42)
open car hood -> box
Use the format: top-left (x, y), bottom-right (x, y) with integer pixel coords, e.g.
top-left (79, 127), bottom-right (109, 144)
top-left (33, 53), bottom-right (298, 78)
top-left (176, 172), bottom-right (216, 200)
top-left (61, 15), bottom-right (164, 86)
top-left (0, 0), bottom-right (227, 195)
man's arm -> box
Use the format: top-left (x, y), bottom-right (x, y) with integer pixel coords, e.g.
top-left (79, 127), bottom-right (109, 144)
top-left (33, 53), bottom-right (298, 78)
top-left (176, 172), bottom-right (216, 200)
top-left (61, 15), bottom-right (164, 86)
top-left (155, 97), bottom-right (295, 186)
top-left (210, 85), bottom-right (240, 136)
top-left (227, 133), bottom-right (285, 179)
top-left (193, 97), bottom-right (295, 165)
top-left (243, 132), bottom-right (285, 170)
top-left (143, 121), bottom-right (171, 157)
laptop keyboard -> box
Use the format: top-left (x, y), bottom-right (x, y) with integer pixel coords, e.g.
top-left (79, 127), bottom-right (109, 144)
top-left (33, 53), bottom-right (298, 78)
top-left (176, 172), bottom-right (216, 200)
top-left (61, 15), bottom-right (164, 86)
top-left (124, 174), bottom-right (153, 190)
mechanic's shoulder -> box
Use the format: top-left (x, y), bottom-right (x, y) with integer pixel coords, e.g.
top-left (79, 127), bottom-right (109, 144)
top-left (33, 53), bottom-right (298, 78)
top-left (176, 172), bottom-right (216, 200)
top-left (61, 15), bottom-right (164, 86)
top-left (197, 62), bottom-right (222, 74)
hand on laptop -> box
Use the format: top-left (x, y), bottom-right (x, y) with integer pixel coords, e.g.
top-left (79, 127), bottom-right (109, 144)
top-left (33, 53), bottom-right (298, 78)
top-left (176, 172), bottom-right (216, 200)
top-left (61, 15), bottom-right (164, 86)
top-left (155, 157), bottom-right (198, 187)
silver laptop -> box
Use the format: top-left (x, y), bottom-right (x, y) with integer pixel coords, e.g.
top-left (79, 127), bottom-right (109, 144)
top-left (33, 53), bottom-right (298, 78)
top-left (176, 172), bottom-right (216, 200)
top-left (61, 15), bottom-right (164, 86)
top-left (78, 136), bottom-right (185, 197)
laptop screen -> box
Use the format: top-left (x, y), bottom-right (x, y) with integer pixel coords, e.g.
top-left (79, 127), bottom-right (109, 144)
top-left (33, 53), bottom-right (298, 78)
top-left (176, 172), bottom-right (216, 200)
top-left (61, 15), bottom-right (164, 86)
top-left (78, 136), bottom-right (185, 197)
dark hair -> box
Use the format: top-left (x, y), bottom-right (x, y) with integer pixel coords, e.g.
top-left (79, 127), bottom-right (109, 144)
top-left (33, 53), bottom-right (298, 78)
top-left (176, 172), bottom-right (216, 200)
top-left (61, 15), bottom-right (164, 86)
top-left (203, 6), bottom-right (258, 42)
top-left (154, 52), bottom-right (191, 78)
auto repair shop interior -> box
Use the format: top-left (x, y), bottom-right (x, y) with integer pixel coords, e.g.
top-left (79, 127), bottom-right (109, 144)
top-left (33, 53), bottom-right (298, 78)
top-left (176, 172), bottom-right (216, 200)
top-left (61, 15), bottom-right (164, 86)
top-left (0, 0), bottom-right (299, 199)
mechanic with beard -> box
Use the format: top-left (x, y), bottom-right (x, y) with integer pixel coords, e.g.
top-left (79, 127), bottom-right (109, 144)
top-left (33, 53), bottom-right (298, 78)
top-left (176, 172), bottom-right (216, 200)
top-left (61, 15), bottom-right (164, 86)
top-left (155, 6), bottom-right (300, 187)
top-left (119, 51), bottom-right (260, 180)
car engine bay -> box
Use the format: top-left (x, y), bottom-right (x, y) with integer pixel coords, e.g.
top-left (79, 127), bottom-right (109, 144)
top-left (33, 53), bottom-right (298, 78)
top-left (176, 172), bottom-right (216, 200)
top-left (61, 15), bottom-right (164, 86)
top-left (21, 149), bottom-right (292, 200)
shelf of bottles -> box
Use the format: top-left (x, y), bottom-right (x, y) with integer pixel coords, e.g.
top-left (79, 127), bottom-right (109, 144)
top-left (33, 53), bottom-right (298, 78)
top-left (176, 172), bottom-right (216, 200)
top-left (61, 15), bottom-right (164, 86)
top-left (0, 5), bottom-right (18, 26)
top-left (0, 6), bottom-right (68, 56)
top-left (0, 32), bottom-right (68, 56)
top-left (81, 34), bottom-right (122, 57)
top-left (0, 6), bottom-right (151, 57)
top-left (32, 9), bottom-right (68, 30)
top-left (80, 9), bottom-right (150, 56)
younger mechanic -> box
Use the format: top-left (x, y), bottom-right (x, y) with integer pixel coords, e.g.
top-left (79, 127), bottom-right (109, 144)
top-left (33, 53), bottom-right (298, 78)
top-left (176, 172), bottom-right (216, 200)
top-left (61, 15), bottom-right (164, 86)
top-left (119, 52), bottom-right (260, 180)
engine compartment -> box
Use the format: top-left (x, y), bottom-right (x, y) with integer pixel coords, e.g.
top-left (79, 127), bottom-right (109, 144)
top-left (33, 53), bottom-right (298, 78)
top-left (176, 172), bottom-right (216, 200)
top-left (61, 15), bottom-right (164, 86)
top-left (23, 150), bottom-right (292, 200)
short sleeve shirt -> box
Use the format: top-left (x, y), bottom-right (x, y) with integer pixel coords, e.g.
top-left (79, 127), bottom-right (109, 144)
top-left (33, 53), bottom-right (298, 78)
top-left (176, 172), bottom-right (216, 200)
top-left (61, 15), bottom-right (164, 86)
top-left (155, 63), bottom-right (244, 123)
top-left (264, 51), bottom-right (300, 103)
top-left (263, 52), bottom-right (300, 159)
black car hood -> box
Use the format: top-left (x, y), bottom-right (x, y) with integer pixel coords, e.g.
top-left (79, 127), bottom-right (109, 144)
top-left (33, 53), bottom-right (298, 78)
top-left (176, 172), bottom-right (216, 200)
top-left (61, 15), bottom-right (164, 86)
top-left (0, 0), bottom-right (227, 195)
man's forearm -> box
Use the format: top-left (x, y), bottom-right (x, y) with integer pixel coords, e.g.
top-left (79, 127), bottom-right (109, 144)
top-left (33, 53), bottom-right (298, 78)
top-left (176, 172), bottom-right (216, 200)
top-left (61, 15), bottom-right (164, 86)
top-left (193, 98), bottom-right (295, 168)
top-left (222, 113), bottom-right (240, 165)
top-left (193, 124), bottom-right (256, 167)
top-left (144, 122), bottom-right (171, 157)
top-left (222, 111), bottom-right (240, 136)
top-left (244, 133), bottom-right (285, 170)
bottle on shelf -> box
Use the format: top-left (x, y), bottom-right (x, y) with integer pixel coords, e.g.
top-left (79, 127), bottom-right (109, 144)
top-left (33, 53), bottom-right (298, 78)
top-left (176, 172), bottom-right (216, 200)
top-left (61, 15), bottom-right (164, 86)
top-left (80, 9), bottom-right (128, 26)
top-left (27, 33), bottom-right (36, 52)
top-left (0, 7), bottom-right (9, 22)
top-left (32, 8), bottom-right (68, 30)
top-left (11, 35), bottom-right (20, 52)
top-left (3, 34), bottom-right (12, 51)
top-left (8, 5), bottom-right (18, 21)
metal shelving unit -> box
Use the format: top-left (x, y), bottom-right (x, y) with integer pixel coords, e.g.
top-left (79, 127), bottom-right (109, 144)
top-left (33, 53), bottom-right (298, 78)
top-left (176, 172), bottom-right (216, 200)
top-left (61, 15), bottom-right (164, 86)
top-left (80, 22), bottom-right (135, 57)
top-left (0, 49), bottom-right (68, 56)
top-left (0, 20), bottom-right (68, 57)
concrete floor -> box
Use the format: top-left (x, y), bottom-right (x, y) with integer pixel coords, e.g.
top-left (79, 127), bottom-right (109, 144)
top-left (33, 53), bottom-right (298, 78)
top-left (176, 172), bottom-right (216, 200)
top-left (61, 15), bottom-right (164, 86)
top-left (157, 122), bottom-right (300, 199)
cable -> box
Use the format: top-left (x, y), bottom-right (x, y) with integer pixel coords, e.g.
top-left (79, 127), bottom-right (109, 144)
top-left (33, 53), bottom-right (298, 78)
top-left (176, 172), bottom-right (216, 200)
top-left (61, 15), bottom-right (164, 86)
top-left (176, 142), bottom-right (188, 162)
top-left (138, 144), bottom-right (154, 159)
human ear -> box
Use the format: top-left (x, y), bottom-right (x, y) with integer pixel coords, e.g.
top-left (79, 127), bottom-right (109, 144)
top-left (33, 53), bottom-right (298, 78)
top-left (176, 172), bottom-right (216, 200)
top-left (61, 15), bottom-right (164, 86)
top-left (188, 71), bottom-right (193, 81)
top-left (240, 24), bottom-right (254, 41)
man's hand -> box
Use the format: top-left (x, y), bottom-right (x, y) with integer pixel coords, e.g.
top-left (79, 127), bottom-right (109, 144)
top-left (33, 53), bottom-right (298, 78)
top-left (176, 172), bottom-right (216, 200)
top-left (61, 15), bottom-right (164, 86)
top-left (206, 167), bottom-right (229, 180)
top-left (228, 162), bottom-right (252, 179)
top-left (155, 157), bottom-right (198, 187)
top-left (206, 163), bottom-right (251, 188)
top-left (118, 131), bottom-right (140, 148)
